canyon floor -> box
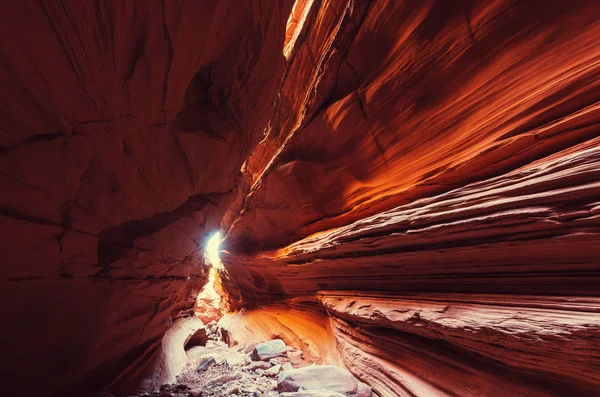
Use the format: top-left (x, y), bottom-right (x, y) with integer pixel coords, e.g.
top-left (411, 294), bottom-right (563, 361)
top-left (133, 323), bottom-right (370, 397)
top-left (2, 1), bottom-right (599, 396)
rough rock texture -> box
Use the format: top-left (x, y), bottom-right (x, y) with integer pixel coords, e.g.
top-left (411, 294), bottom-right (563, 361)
top-left (224, 0), bottom-right (600, 254)
top-left (194, 269), bottom-right (225, 324)
top-left (219, 0), bottom-right (600, 396)
top-left (0, 1), bottom-right (293, 396)
top-left (164, 335), bottom-right (314, 397)
top-left (323, 293), bottom-right (600, 396)
top-left (218, 302), bottom-right (343, 366)
top-left (223, 136), bottom-right (600, 302)
top-left (2, 0), bottom-right (600, 396)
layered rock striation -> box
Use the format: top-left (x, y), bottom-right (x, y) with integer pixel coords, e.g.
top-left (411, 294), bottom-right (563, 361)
top-left (1, 0), bottom-right (599, 396)
top-left (220, 0), bottom-right (600, 396)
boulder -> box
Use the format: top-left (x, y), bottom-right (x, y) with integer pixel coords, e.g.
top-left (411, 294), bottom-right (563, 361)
top-left (240, 340), bottom-right (260, 354)
top-left (226, 384), bottom-right (241, 395)
top-left (281, 363), bottom-right (294, 371)
top-left (185, 326), bottom-right (209, 348)
top-left (228, 354), bottom-right (251, 367)
top-left (206, 370), bottom-right (244, 386)
top-left (251, 339), bottom-right (288, 361)
top-left (277, 366), bottom-right (371, 397)
top-left (189, 389), bottom-right (202, 397)
top-left (265, 364), bottom-right (281, 376)
top-left (279, 392), bottom-right (346, 397)
top-left (197, 356), bottom-right (216, 372)
top-left (247, 361), bottom-right (272, 371)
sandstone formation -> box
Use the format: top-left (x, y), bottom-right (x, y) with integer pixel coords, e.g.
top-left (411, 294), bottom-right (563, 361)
top-left (0, 1), bottom-right (293, 395)
top-left (219, 0), bottom-right (600, 395)
top-left (122, 317), bottom-right (206, 393)
top-left (194, 269), bottom-right (225, 324)
top-left (218, 303), bottom-right (343, 366)
top-left (1, 0), bottom-right (599, 396)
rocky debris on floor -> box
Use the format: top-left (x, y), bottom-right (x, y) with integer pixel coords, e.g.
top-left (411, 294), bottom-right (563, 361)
top-left (236, 340), bottom-right (259, 354)
top-left (130, 384), bottom-right (192, 397)
top-left (207, 321), bottom-right (218, 336)
top-left (205, 321), bottom-right (220, 342)
top-left (278, 392), bottom-right (346, 397)
top-left (227, 354), bottom-right (251, 367)
top-left (247, 361), bottom-right (272, 371)
top-left (197, 357), bottom-right (217, 372)
top-left (251, 339), bottom-right (288, 361)
top-left (278, 366), bottom-right (371, 397)
top-left (131, 334), bottom-right (370, 397)
top-left (206, 370), bottom-right (244, 386)
top-left (264, 364), bottom-right (281, 376)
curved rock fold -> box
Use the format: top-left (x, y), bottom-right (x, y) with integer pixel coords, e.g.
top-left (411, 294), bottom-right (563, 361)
top-left (1, 0), bottom-right (599, 396)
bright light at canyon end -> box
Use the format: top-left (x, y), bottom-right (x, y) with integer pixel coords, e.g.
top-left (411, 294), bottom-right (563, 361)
top-left (205, 232), bottom-right (222, 268)
top-left (4, 1), bottom-right (600, 396)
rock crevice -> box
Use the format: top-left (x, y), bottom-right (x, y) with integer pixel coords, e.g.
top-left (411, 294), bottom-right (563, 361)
top-left (1, 0), bottom-right (599, 396)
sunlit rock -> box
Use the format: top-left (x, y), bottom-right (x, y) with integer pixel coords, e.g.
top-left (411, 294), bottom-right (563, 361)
top-left (1, 0), bottom-right (599, 396)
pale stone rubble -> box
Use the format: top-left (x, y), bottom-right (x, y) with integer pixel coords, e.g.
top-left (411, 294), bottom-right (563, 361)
top-left (132, 324), bottom-right (371, 397)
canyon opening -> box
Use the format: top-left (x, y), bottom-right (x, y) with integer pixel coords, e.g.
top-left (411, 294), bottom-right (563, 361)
top-left (205, 232), bottom-right (223, 269)
top-left (1, 1), bottom-right (599, 397)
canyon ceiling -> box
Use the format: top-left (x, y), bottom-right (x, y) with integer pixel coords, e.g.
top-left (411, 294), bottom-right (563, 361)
top-left (1, 0), bottom-right (599, 396)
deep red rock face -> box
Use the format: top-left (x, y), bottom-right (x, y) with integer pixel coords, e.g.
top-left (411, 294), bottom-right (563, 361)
top-left (0, 1), bottom-right (293, 396)
top-left (1, 0), bottom-right (599, 396)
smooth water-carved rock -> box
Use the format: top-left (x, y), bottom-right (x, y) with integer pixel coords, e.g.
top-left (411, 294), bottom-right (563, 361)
top-left (136, 317), bottom-right (206, 393)
top-left (2, 0), bottom-right (600, 396)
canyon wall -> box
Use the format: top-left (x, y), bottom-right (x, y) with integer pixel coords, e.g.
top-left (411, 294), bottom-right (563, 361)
top-left (221, 0), bottom-right (600, 396)
top-left (1, 0), bottom-right (599, 396)
top-left (0, 1), bottom-right (293, 396)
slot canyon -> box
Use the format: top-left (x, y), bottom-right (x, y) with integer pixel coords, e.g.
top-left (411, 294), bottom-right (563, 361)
top-left (1, 0), bottom-right (600, 396)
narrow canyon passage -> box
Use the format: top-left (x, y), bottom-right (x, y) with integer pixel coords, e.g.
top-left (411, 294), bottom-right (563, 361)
top-left (1, 1), bottom-right (599, 396)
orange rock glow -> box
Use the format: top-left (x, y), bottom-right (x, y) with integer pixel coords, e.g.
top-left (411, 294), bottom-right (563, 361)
top-left (1, 0), bottom-right (599, 396)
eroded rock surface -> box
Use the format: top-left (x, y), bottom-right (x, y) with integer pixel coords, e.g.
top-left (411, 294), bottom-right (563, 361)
top-left (218, 0), bottom-right (600, 396)
top-left (0, 1), bottom-right (293, 395)
top-left (1, 0), bottom-right (599, 396)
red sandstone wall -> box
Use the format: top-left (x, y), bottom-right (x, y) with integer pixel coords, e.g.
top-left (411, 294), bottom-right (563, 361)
top-left (0, 1), bottom-right (293, 396)
top-left (220, 0), bottom-right (600, 396)
top-left (1, 0), bottom-right (599, 396)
